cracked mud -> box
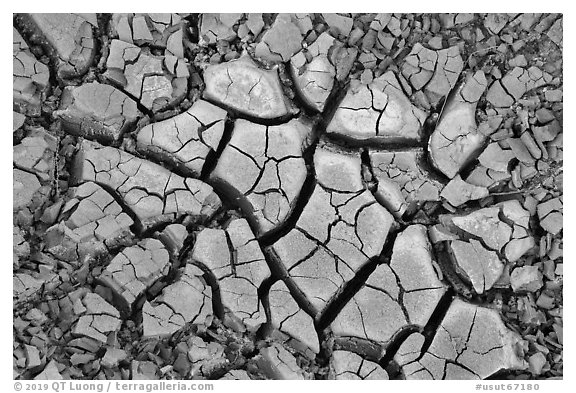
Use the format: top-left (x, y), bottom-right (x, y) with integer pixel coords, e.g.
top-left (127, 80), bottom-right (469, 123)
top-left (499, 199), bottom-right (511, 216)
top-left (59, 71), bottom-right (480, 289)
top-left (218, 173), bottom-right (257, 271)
top-left (13, 13), bottom-right (562, 381)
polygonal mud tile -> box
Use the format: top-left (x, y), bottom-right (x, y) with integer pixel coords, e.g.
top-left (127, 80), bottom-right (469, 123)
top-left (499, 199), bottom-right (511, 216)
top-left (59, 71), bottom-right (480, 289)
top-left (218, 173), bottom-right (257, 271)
top-left (402, 299), bottom-right (527, 380)
top-left (34, 360), bottom-right (63, 380)
top-left (190, 218), bottom-right (270, 331)
top-left (401, 43), bottom-right (464, 106)
top-left (187, 336), bottom-right (228, 378)
top-left (219, 369), bottom-right (252, 380)
top-left (72, 292), bottom-right (122, 344)
top-left (290, 32), bottom-right (339, 112)
top-left (440, 175), bottom-right (488, 207)
top-left (13, 127), bottom-right (57, 182)
top-left (137, 99), bottom-right (227, 177)
top-left (331, 225), bottom-right (444, 347)
top-left (269, 143), bottom-right (394, 314)
top-left (22, 13), bottom-right (97, 78)
top-left (44, 182), bottom-right (134, 262)
top-left (268, 280), bottom-right (319, 354)
top-left (428, 71), bottom-right (487, 179)
top-left (99, 238), bottom-right (171, 314)
top-left (13, 273), bottom-right (44, 303)
top-left (72, 140), bottom-right (221, 229)
top-left (486, 67), bottom-right (552, 108)
top-left (510, 266), bottom-right (543, 293)
top-left (104, 39), bottom-right (187, 112)
top-left (110, 13), bottom-right (186, 57)
top-left (210, 118), bottom-right (312, 236)
top-left (537, 197), bottom-right (563, 235)
top-left (255, 14), bottom-right (308, 63)
top-left (327, 71), bottom-right (427, 143)
top-left (142, 264), bottom-right (212, 338)
top-left (448, 239), bottom-right (504, 294)
top-left (199, 13), bottom-right (242, 45)
top-left (54, 82), bottom-right (140, 143)
top-left (203, 55), bottom-right (295, 119)
top-left (13, 28), bottom-right (49, 116)
top-left (329, 350), bottom-right (388, 380)
top-left (322, 14), bottom-right (353, 37)
top-left (256, 343), bottom-right (309, 380)
top-left (394, 332), bottom-right (426, 367)
top-left (369, 148), bottom-right (444, 217)
top-left (13, 169), bottom-right (43, 212)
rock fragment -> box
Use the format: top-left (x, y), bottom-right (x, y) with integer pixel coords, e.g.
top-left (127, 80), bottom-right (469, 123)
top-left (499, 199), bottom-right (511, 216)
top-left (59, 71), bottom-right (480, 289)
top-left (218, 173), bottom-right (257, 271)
top-left (142, 264), bottom-right (212, 338)
top-left (428, 71), bottom-right (487, 178)
top-left (331, 225), bottom-right (444, 345)
top-left (448, 239), bottom-right (504, 294)
top-left (104, 39), bottom-right (187, 112)
top-left (13, 28), bottom-right (49, 116)
top-left (13, 169), bottom-right (43, 212)
top-left (137, 100), bottom-right (227, 177)
top-left (54, 82), bottom-right (140, 143)
top-left (510, 266), bottom-right (543, 293)
top-left (330, 350), bottom-right (388, 380)
top-left (402, 43), bottom-right (464, 105)
top-left (270, 144), bottom-right (394, 314)
top-left (210, 118), bottom-right (311, 236)
top-left (99, 239), bottom-right (171, 313)
top-left (190, 219), bottom-right (270, 331)
top-left (72, 140), bottom-right (221, 229)
top-left (23, 13), bottom-right (97, 78)
top-left (322, 14), bottom-right (353, 36)
top-left (402, 299), bottom-right (527, 379)
top-left (203, 56), bottom-right (294, 119)
top-left (369, 148), bottom-right (443, 217)
top-left (327, 71), bottom-right (427, 143)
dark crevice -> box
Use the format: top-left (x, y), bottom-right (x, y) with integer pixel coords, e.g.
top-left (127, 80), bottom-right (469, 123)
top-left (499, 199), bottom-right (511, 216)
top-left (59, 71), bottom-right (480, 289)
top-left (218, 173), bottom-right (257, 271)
top-left (200, 116), bottom-right (235, 180)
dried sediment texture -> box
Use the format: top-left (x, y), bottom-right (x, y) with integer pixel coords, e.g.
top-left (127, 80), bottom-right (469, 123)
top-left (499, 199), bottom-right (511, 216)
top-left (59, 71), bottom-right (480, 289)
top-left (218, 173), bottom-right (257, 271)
top-left (99, 238), bottom-right (171, 313)
top-left (104, 39), bottom-right (187, 112)
top-left (268, 280), bottom-right (320, 354)
top-left (190, 218), bottom-right (270, 331)
top-left (203, 56), bottom-right (295, 119)
top-left (72, 140), bottom-right (221, 229)
top-left (270, 144), bottom-right (394, 314)
top-left (13, 28), bottom-right (49, 116)
top-left (369, 148), bottom-right (443, 218)
top-left (137, 100), bottom-right (227, 177)
top-left (290, 32), bottom-right (338, 112)
top-left (440, 175), bottom-right (489, 207)
top-left (72, 293), bottom-right (122, 344)
top-left (13, 128), bottom-right (57, 182)
top-left (428, 71), bottom-right (488, 179)
top-left (327, 71), bottom-right (427, 143)
top-left (210, 118), bottom-right (311, 236)
top-left (141, 264), bottom-right (212, 338)
top-left (486, 66), bottom-right (553, 108)
top-left (24, 13), bottom-right (97, 78)
top-left (401, 43), bottom-right (464, 106)
top-left (54, 82), bottom-right (140, 143)
top-left (537, 197), bottom-right (563, 235)
top-left (14, 273), bottom-right (44, 303)
top-left (331, 225), bottom-right (445, 345)
top-left (330, 350), bottom-right (389, 380)
top-left (110, 13), bottom-right (186, 57)
top-left (199, 13), bottom-right (242, 45)
top-left (44, 182), bottom-right (134, 262)
top-left (255, 14), bottom-right (311, 63)
top-left (402, 299), bottom-right (527, 379)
